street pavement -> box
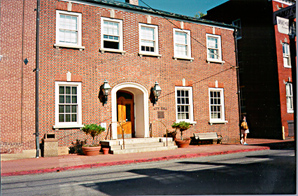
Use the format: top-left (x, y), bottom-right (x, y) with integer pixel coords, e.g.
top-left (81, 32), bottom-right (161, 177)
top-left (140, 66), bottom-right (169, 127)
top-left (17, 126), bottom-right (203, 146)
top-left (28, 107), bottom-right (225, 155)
top-left (1, 138), bottom-right (295, 177)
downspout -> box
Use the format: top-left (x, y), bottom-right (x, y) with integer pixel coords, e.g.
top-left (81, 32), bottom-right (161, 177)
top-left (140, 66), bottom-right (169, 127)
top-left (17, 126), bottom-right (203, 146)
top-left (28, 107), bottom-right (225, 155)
top-left (34, 0), bottom-right (40, 158)
top-left (234, 27), bottom-right (242, 134)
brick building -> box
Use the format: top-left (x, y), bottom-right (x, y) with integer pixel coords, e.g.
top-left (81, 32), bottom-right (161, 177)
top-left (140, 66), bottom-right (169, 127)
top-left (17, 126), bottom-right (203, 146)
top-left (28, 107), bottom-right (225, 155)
top-left (0, 0), bottom-right (239, 155)
top-left (204, 0), bottom-right (296, 139)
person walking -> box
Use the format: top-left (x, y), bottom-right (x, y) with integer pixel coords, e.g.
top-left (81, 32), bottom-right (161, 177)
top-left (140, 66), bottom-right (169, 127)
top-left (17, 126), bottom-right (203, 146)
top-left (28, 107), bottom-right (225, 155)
top-left (240, 116), bottom-right (249, 145)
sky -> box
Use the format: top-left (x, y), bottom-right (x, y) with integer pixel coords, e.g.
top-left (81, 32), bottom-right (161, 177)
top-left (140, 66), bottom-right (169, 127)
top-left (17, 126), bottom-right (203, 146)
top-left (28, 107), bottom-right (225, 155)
top-left (117, 0), bottom-right (229, 17)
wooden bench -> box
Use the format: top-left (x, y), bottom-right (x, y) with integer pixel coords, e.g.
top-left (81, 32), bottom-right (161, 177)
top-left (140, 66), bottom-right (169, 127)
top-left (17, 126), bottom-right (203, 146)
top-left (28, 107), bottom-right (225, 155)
top-left (192, 132), bottom-right (223, 145)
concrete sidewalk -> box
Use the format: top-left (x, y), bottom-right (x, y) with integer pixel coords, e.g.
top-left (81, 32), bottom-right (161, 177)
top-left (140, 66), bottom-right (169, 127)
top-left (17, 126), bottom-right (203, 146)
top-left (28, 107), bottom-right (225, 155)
top-left (1, 138), bottom-right (294, 177)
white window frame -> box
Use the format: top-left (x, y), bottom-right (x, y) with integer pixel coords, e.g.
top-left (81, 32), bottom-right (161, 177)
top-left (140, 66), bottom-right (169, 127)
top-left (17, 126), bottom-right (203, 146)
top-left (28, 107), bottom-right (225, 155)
top-left (100, 17), bottom-right (125, 54)
top-left (209, 88), bottom-right (227, 124)
top-left (173, 29), bottom-right (193, 61)
top-left (139, 23), bottom-right (161, 57)
top-left (175, 87), bottom-right (195, 123)
top-left (283, 43), bottom-right (291, 68)
top-left (206, 34), bottom-right (224, 63)
top-left (53, 81), bottom-right (83, 129)
top-left (286, 83), bottom-right (294, 113)
top-left (54, 10), bottom-right (84, 50)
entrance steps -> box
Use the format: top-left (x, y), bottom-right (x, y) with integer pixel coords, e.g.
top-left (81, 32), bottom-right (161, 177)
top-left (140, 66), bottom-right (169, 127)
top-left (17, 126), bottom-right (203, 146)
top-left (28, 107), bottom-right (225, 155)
top-left (100, 137), bottom-right (178, 154)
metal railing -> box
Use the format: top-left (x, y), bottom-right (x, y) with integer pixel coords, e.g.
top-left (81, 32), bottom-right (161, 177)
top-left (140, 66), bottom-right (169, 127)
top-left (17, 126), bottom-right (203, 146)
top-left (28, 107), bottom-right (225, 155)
top-left (150, 120), bottom-right (170, 146)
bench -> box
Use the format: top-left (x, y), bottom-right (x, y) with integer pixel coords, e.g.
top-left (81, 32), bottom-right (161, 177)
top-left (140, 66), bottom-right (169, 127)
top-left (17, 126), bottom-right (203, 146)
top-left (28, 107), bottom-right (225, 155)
top-left (192, 132), bottom-right (223, 145)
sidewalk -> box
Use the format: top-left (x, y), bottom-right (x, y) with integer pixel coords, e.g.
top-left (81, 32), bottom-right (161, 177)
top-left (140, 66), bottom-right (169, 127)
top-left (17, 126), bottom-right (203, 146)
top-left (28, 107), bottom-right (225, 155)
top-left (1, 138), bottom-right (294, 177)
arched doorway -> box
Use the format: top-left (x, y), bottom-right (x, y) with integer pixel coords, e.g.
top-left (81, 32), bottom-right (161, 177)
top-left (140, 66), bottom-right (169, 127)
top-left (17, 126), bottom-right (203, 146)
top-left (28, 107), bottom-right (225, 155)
top-left (111, 82), bottom-right (149, 140)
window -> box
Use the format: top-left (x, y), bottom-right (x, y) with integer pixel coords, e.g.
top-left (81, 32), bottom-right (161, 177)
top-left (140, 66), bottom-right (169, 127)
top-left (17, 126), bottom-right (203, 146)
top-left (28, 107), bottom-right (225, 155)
top-left (175, 87), bottom-right (194, 123)
top-left (283, 43), bottom-right (291, 67)
top-left (286, 83), bottom-right (294, 113)
top-left (209, 88), bottom-right (227, 124)
top-left (139, 24), bottom-right (159, 56)
top-left (206, 34), bottom-right (223, 63)
top-left (173, 29), bottom-right (193, 60)
top-left (55, 10), bottom-right (83, 49)
top-left (54, 82), bottom-right (82, 128)
top-left (232, 19), bottom-right (242, 39)
top-left (101, 17), bottom-right (123, 52)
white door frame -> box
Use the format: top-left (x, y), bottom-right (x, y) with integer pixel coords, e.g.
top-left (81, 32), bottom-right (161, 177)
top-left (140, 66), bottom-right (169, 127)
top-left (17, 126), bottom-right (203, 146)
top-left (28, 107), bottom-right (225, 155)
top-left (111, 82), bottom-right (149, 139)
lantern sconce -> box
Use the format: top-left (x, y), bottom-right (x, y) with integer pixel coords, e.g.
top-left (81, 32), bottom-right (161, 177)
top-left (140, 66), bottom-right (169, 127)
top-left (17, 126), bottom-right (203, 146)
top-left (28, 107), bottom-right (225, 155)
top-left (152, 81), bottom-right (162, 103)
top-left (100, 79), bottom-right (111, 105)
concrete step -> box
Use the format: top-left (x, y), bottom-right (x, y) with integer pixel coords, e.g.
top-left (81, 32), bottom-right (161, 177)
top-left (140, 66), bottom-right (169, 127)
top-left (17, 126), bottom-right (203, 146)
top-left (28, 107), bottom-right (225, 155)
top-left (100, 137), bottom-right (178, 154)
top-left (112, 145), bottom-right (178, 154)
top-left (109, 141), bottom-right (176, 151)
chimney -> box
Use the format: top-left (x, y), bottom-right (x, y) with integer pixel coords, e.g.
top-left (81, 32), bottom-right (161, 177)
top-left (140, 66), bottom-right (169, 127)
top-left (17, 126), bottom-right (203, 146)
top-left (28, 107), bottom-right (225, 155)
top-left (125, 0), bottom-right (138, 5)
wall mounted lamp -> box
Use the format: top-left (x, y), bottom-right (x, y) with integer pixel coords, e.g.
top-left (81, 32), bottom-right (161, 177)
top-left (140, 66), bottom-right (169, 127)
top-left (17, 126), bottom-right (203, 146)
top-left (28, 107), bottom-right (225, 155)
top-left (100, 79), bottom-right (111, 104)
top-left (152, 81), bottom-right (162, 103)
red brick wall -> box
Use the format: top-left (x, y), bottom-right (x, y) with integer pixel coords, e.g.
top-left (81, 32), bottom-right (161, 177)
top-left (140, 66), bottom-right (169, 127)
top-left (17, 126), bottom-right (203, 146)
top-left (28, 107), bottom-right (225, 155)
top-left (0, 0), bottom-right (36, 153)
top-left (1, 0), bottom-right (240, 153)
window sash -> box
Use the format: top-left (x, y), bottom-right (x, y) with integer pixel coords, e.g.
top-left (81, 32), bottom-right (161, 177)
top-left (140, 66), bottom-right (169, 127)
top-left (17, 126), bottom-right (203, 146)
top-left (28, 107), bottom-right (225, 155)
top-left (55, 82), bottom-right (82, 128)
top-left (139, 24), bottom-right (158, 54)
top-left (175, 87), bottom-right (193, 122)
top-left (58, 86), bottom-right (78, 123)
top-left (174, 29), bottom-right (191, 58)
top-left (56, 11), bottom-right (81, 46)
top-left (283, 43), bottom-right (291, 67)
top-left (207, 34), bottom-right (222, 61)
top-left (101, 18), bottom-right (123, 50)
top-left (209, 88), bottom-right (225, 121)
top-left (286, 83), bottom-right (294, 112)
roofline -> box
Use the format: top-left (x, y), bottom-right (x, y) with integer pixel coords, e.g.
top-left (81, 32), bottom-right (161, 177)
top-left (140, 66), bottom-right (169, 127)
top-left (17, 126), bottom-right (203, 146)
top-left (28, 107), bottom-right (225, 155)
top-left (62, 0), bottom-right (235, 29)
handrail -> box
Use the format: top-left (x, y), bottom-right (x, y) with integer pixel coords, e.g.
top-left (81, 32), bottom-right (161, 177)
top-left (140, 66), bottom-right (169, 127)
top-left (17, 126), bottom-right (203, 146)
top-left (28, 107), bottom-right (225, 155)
top-left (110, 121), bottom-right (125, 149)
top-left (150, 120), bottom-right (169, 146)
top-left (149, 123), bottom-right (152, 137)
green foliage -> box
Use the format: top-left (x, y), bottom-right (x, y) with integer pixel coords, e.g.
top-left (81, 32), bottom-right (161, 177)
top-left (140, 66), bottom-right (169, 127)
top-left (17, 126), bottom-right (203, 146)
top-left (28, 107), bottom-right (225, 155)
top-left (171, 121), bottom-right (191, 140)
top-left (172, 121), bottom-right (191, 131)
top-left (194, 11), bottom-right (206, 19)
top-left (82, 124), bottom-right (105, 144)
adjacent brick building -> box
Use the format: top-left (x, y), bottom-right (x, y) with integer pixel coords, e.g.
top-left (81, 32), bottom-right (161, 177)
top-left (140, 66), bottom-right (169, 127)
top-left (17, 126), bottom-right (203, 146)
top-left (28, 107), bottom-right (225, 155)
top-left (0, 0), bottom-right (239, 154)
top-left (204, 0), bottom-right (296, 139)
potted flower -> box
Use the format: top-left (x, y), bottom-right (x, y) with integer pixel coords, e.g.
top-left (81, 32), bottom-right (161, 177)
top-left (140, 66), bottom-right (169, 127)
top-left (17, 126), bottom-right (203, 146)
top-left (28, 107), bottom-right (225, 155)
top-left (81, 124), bottom-right (105, 156)
top-left (171, 121), bottom-right (191, 148)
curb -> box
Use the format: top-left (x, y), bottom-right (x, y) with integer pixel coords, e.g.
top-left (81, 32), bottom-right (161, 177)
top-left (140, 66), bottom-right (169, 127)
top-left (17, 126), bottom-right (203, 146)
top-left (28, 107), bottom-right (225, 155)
top-left (1, 146), bottom-right (270, 177)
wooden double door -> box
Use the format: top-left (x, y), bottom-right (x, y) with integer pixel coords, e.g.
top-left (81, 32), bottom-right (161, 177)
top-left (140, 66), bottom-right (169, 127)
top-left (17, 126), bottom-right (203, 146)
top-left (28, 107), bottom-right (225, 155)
top-left (117, 91), bottom-right (135, 139)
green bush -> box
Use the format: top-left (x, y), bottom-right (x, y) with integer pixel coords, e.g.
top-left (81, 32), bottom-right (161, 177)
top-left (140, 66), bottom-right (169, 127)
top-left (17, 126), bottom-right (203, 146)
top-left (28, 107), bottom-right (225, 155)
top-left (171, 121), bottom-right (191, 140)
top-left (82, 124), bottom-right (105, 145)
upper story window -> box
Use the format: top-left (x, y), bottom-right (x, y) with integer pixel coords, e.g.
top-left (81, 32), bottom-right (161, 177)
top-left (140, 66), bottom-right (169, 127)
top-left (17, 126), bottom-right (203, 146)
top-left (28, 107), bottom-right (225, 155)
top-left (139, 24), bottom-right (160, 57)
top-left (173, 29), bottom-right (193, 61)
top-left (209, 88), bottom-right (227, 124)
top-left (55, 10), bottom-right (84, 50)
top-left (232, 19), bottom-right (242, 39)
top-left (206, 34), bottom-right (223, 63)
top-left (283, 43), bottom-right (291, 68)
top-left (175, 86), bottom-right (195, 123)
top-left (54, 82), bottom-right (83, 129)
top-left (101, 17), bottom-right (124, 53)
top-left (286, 83), bottom-right (294, 113)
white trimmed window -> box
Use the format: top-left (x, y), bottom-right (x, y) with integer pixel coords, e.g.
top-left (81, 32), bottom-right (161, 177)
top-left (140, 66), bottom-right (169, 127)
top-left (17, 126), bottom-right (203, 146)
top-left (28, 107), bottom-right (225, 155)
top-left (55, 10), bottom-right (83, 49)
top-left (206, 34), bottom-right (223, 63)
top-left (283, 43), bottom-right (291, 68)
top-left (209, 88), bottom-right (227, 124)
top-left (139, 24), bottom-right (159, 56)
top-left (101, 17), bottom-right (123, 52)
top-left (286, 83), bottom-right (294, 113)
top-left (54, 82), bottom-right (82, 129)
top-left (173, 29), bottom-right (193, 60)
top-left (175, 87), bottom-right (194, 123)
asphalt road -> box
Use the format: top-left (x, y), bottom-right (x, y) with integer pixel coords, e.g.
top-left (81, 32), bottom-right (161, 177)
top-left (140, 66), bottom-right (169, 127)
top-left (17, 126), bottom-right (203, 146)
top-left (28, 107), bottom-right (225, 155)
top-left (1, 149), bottom-right (295, 195)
